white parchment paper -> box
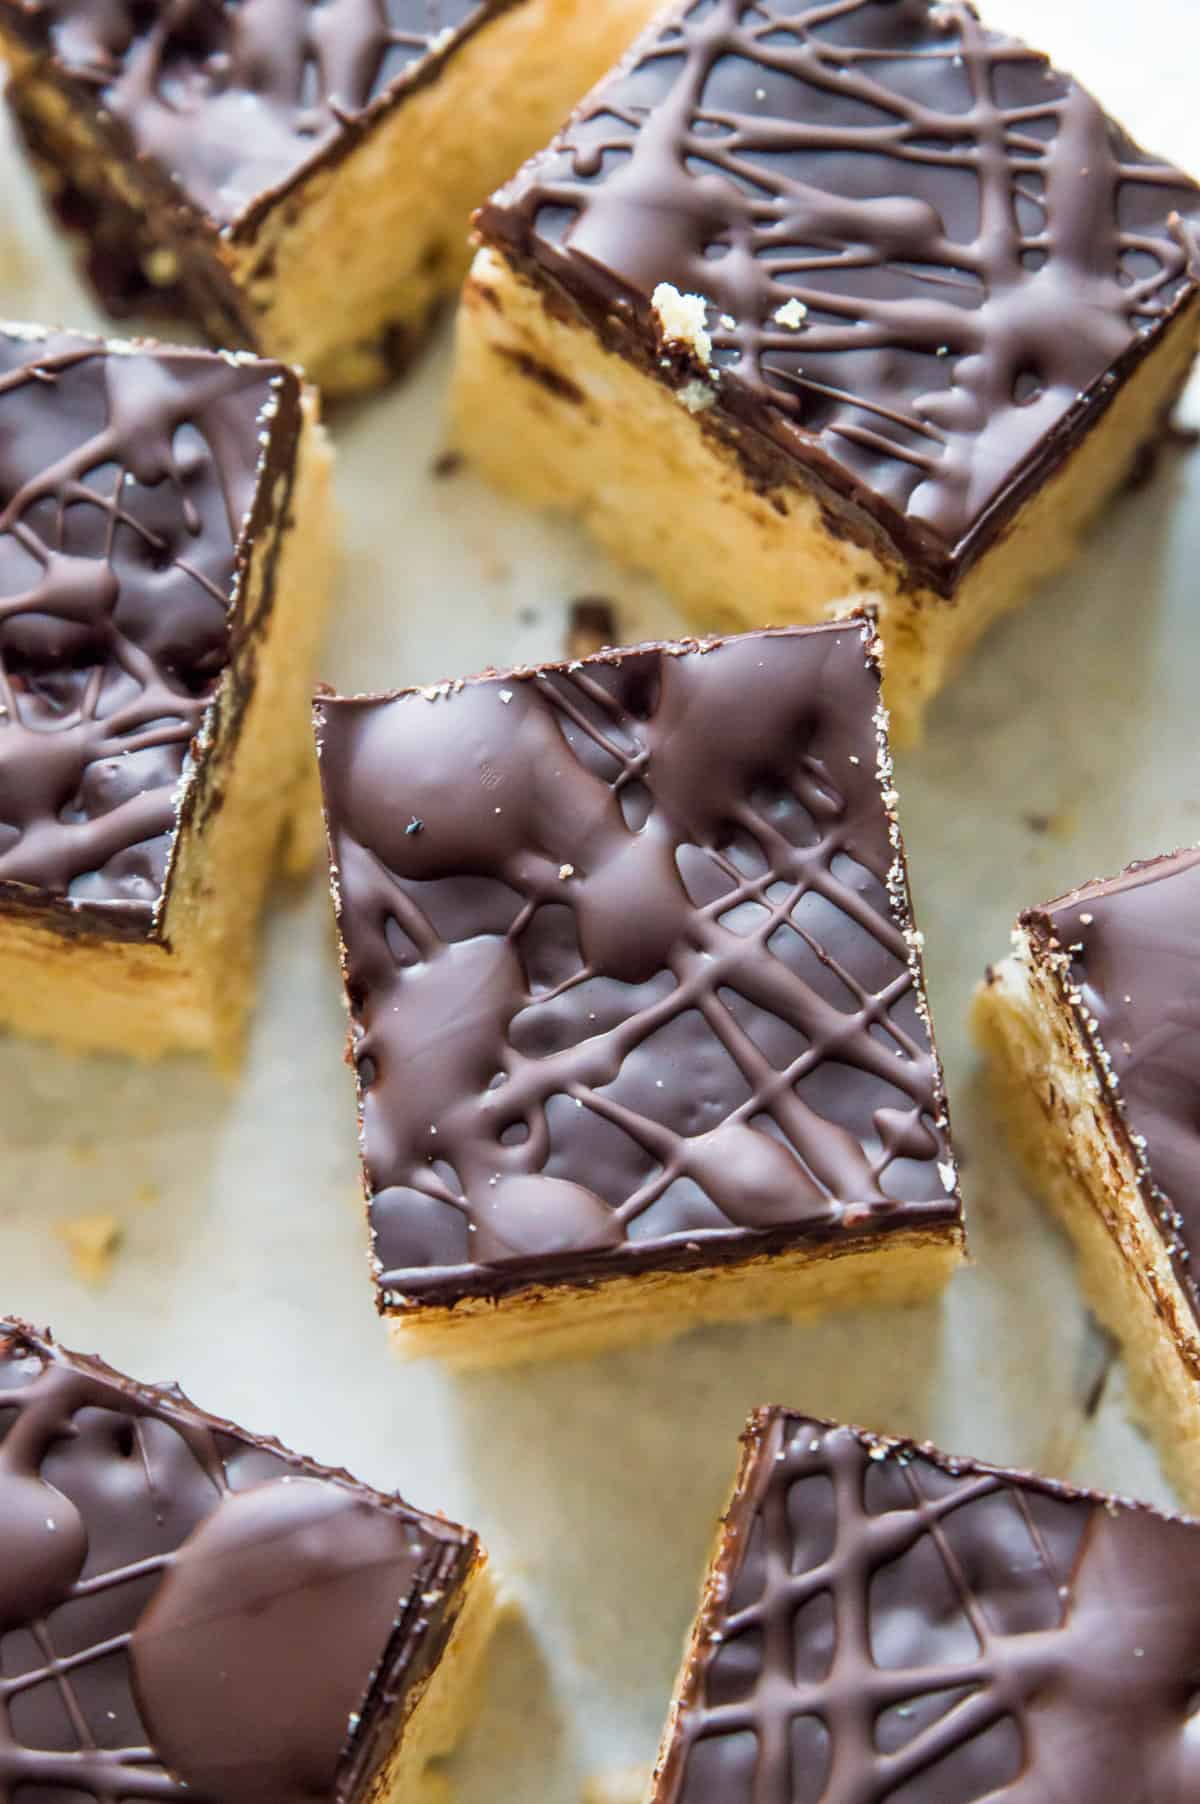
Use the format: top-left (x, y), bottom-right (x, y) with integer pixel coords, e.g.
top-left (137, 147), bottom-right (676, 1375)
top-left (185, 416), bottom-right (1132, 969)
top-left (1, 2), bottom-right (1198, 1794)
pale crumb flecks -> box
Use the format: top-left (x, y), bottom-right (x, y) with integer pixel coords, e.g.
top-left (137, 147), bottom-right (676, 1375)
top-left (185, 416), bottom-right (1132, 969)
top-left (773, 298), bottom-right (809, 329)
top-left (677, 379), bottom-right (718, 414)
top-left (56, 1213), bottom-right (122, 1286)
top-left (651, 283), bottom-right (713, 366)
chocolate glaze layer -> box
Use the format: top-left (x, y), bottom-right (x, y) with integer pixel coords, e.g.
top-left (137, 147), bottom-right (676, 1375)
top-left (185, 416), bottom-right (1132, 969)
top-left (316, 621), bottom-right (959, 1312)
top-left (0, 326), bottom-right (299, 940)
top-left (0, 1319), bottom-right (478, 1804)
top-left (1026, 845), bottom-right (1200, 1329)
top-left (1, 0), bottom-right (517, 235)
top-left (479, 0), bottom-right (1200, 592)
top-left (655, 1408), bottom-right (1200, 1804)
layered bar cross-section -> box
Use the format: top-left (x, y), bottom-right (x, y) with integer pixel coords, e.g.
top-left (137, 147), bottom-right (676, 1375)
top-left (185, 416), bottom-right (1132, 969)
top-left (0, 0), bottom-right (660, 392)
top-left (0, 324), bottom-right (332, 1062)
top-left (0, 1319), bottom-right (496, 1804)
top-left (316, 619), bottom-right (961, 1365)
top-left (650, 1407), bottom-right (1200, 1802)
top-left (977, 846), bottom-right (1200, 1508)
top-left (455, 0), bottom-right (1200, 739)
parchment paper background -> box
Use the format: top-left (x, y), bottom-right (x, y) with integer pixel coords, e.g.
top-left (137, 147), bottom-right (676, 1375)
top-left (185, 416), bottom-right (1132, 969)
top-left (1, 2), bottom-right (1197, 1794)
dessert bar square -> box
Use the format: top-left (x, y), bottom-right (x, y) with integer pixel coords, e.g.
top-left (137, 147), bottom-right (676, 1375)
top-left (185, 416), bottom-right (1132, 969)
top-left (0, 1319), bottom-right (495, 1804)
top-left (976, 846), bottom-right (1200, 1509)
top-left (455, 0), bottom-right (1200, 741)
top-left (0, 0), bottom-right (661, 395)
top-left (649, 1407), bottom-right (1200, 1803)
top-left (315, 619), bottom-right (962, 1367)
top-left (0, 323), bottom-right (332, 1063)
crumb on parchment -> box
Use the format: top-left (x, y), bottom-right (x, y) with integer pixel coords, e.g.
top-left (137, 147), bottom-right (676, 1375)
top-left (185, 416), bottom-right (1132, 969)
top-left (56, 1213), bottom-right (123, 1286)
top-left (583, 1768), bottom-right (653, 1804)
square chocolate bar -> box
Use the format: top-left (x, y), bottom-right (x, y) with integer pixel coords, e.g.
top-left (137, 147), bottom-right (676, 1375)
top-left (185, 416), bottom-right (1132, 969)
top-left (455, 0), bottom-right (1200, 740)
top-left (0, 0), bottom-right (660, 394)
top-left (0, 1319), bottom-right (495, 1803)
top-left (977, 846), bottom-right (1200, 1509)
top-left (0, 323), bottom-right (332, 1063)
top-left (316, 619), bottom-right (961, 1365)
top-left (650, 1408), bottom-right (1200, 1802)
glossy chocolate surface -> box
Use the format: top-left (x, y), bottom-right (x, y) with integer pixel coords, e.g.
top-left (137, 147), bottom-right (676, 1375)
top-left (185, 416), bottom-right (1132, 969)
top-left (316, 622), bottom-right (959, 1311)
top-left (480, 0), bottom-right (1200, 589)
top-left (2, 0), bottom-right (515, 232)
top-left (1028, 845), bottom-right (1200, 1324)
top-left (0, 1320), bottom-right (476, 1804)
top-left (654, 1408), bottom-right (1200, 1804)
top-left (0, 328), bottom-right (297, 937)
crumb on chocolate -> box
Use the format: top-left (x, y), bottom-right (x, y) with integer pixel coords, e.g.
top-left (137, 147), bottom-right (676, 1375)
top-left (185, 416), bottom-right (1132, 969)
top-left (651, 282), bottom-right (713, 365)
top-left (773, 298), bottom-right (808, 329)
top-left (678, 379), bottom-right (717, 413)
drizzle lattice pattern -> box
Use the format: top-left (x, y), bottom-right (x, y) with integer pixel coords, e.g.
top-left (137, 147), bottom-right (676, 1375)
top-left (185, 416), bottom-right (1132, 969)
top-left (510, 0), bottom-right (1200, 546)
top-left (27, 0), bottom-right (503, 218)
top-left (322, 629), bottom-right (956, 1298)
top-left (0, 334), bottom-right (271, 914)
top-left (0, 1328), bottom-right (261, 1800)
top-left (662, 1414), bottom-right (1200, 1804)
top-left (0, 1324), bottom-right (463, 1804)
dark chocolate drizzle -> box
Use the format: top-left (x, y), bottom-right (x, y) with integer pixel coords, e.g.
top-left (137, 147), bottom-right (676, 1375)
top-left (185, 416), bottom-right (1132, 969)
top-left (655, 1409), bottom-right (1200, 1804)
top-left (1027, 845), bottom-right (1200, 1330)
top-left (0, 1320), bottom-right (477, 1804)
top-left (3, 0), bottom-right (515, 231)
top-left (0, 327), bottom-right (293, 936)
top-left (316, 622), bottom-right (959, 1312)
top-left (480, 0), bottom-right (1200, 588)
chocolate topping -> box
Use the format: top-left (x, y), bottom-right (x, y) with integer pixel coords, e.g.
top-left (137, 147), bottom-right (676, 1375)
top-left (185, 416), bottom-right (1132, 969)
top-left (315, 621), bottom-right (959, 1311)
top-left (655, 1409), bottom-right (1200, 1804)
top-left (1027, 845), bottom-right (1200, 1329)
top-left (0, 327), bottom-right (298, 937)
top-left (0, 1320), bottom-right (477, 1804)
top-left (479, 0), bottom-right (1200, 591)
top-left (2, 0), bottom-right (515, 233)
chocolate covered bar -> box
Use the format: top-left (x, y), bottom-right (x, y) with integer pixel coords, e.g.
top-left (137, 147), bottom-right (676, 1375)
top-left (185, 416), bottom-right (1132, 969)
top-left (976, 847), bottom-right (1200, 1509)
top-left (0, 323), bottom-right (332, 1063)
top-left (649, 1408), bottom-right (1200, 1803)
top-left (315, 619), bottom-right (962, 1367)
top-left (454, 0), bottom-right (1200, 741)
top-left (0, 1319), bottom-right (495, 1804)
top-left (0, 0), bottom-right (661, 395)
